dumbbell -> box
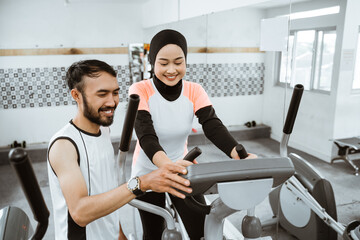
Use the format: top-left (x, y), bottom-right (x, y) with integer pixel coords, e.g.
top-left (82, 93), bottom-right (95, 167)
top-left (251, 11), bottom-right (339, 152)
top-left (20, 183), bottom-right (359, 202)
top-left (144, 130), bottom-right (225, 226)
top-left (244, 121), bottom-right (256, 128)
top-left (10, 140), bottom-right (27, 148)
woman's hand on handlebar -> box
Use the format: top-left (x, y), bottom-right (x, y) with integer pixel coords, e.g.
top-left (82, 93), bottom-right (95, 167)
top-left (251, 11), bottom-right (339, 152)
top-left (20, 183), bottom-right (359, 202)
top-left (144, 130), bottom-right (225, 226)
top-left (230, 147), bottom-right (257, 160)
top-left (245, 153), bottom-right (258, 159)
top-left (175, 159), bottom-right (196, 167)
top-left (139, 163), bottom-right (192, 199)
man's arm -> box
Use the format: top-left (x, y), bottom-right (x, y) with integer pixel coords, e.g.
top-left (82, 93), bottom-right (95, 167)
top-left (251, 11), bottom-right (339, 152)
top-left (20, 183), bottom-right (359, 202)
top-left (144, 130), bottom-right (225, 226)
top-left (49, 139), bottom-right (135, 227)
top-left (49, 139), bottom-right (191, 227)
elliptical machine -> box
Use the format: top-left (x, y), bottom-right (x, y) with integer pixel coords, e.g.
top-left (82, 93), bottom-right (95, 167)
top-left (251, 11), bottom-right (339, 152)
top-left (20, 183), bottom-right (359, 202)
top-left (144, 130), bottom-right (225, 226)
top-left (118, 86), bottom-right (360, 239)
top-left (0, 148), bottom-right (49, 240)
top-left (265, 85), bottom-right (360, 240)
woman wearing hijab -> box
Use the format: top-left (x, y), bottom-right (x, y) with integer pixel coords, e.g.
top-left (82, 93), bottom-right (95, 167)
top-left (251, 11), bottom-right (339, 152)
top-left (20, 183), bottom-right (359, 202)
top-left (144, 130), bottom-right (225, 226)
top-left (129, 29), bottom-right (256, 239)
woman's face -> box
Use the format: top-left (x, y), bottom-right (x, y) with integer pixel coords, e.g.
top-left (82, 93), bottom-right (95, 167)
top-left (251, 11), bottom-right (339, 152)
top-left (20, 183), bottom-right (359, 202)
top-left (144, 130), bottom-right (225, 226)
top-left (154, 44), bottom-right (186, 86)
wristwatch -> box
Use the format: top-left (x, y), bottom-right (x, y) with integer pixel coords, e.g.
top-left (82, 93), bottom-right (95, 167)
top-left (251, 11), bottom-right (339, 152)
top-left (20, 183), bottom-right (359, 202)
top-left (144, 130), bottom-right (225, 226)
top-left (127, 176), bottom-right (145, 197)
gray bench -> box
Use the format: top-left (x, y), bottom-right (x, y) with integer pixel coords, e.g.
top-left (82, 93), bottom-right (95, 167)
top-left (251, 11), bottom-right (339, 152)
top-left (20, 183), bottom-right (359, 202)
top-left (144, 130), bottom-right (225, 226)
top-left (331, 137), bottom-right (360, 176)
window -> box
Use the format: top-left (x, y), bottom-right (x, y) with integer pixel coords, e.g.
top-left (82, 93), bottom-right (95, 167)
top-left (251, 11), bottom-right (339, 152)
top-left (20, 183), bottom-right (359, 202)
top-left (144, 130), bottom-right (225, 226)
top-left (277, 29), bottom-right (336, 92)
top-left (353, 29), bottom-right (360, 90)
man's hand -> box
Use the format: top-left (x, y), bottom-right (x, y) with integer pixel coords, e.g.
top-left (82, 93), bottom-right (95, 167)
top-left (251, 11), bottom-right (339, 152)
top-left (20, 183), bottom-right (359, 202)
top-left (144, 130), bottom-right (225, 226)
top-left (139, 163), bottom-right (192, 199)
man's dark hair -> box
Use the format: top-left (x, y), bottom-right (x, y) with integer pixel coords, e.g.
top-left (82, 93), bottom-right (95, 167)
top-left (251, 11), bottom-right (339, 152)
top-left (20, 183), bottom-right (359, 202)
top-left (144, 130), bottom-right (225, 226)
top-left (66, 59), bottom-right (117, 93)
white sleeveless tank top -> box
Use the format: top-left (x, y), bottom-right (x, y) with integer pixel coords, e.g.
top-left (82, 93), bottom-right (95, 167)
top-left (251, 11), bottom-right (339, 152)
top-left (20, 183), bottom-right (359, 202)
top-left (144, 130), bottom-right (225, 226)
top-left (47, 121), bottom-right (120, 240)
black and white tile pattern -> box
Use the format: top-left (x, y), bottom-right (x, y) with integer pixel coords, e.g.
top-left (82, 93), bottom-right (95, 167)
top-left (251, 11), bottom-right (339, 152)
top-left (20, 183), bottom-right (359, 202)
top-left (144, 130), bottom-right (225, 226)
top-left (186, 63), bottom-right (264, 97)
top-left (0, 63), bottom-right (264, 109)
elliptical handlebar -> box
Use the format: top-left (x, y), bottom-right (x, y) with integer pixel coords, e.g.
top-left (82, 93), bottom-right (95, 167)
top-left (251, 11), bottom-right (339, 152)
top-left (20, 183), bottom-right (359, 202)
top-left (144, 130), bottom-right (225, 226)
top-left (283, 84), bottom-right (304, 135)
top-left (118, 94), bottom-right (140, 184)
top-left (8, 148), bottom-right (49, 240)
top-left (183, 147), bottom-right (202, 162)
top-left (119, 94), bottom-right (140, 152)
top-left (280, 84), bottom-right (304, 157)
top-left (236, 144), bottom-right (248, 159)
top-left (182, 147), bottom-right (212, 215)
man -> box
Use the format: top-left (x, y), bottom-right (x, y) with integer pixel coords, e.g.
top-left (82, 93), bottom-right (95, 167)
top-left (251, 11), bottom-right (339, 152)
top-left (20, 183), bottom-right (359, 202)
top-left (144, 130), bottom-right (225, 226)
top-left (47, 59), bottom-right (192, 240)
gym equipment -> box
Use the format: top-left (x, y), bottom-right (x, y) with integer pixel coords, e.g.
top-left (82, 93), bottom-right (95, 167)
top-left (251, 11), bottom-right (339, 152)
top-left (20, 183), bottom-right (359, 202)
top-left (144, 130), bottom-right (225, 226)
top-left (331, 137), bottom-right (360, 176)
top-left (0, 148), bottom-right (49, 240)
top-left (244, 121), bottom-right (257, 128)
top-left (117, 94), bottom-right (140, 185)
top-left (181, 151), bottom-right (295, 240)
top-left (266, 84), bottom-right (360, 240)
top-left (10, 140), bottom-right (26, 149)
top-left (122, 146), bottom-right (295, 239)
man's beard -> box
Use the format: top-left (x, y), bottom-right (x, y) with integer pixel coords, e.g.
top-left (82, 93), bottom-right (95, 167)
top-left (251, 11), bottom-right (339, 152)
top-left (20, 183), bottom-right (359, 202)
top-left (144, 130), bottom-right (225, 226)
top-left (83, 95), bottom-right (116, 127)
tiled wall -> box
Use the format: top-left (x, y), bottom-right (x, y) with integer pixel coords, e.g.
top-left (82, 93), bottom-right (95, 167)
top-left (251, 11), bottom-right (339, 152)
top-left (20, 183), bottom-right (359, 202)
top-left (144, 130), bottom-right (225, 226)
top-left (0, 65), bottom-right (131, 109)
top-left (0, 63), bottom-right (264, 109)
top-left (187, 63), bottom-right (264, 97)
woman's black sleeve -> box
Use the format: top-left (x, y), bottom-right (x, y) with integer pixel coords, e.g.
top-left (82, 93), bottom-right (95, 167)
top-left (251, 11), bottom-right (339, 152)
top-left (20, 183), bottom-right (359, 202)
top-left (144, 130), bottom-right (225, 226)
top-left (134, 110), bottom-right (164, 162)
top-left (195, 105), bottom-right (238, 158)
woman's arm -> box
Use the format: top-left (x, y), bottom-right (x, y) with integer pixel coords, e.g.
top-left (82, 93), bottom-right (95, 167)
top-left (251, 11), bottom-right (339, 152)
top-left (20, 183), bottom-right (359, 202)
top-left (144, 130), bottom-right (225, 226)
top-left (196, 105), bottom-right (257, 159)
top-left (196, 105), bottom-right (238, 157)
top-left (135, 110), bottom-right (165, 162)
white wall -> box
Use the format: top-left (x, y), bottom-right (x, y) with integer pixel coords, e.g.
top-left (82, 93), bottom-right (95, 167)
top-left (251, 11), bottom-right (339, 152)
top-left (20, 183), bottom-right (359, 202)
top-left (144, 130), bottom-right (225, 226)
top-left (142, 5), bottom-right (265, 47)
top-left (141, 0), bottom-right (269, 28)
top-left (0, 0), bottom-right (144, 49)
top-left (333, 0), bottom-right (360, 139)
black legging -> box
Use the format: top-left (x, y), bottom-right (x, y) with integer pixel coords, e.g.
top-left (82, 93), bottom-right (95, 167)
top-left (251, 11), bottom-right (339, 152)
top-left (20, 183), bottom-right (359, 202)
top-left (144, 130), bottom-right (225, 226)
top-left (137, 192), bottom-right (206, 240)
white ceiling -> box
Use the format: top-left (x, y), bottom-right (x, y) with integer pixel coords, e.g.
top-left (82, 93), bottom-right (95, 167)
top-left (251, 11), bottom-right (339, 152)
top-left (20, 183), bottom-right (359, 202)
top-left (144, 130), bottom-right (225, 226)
top-left (253, 0), bottom-right (312, 9)
top-left (65, 0), bottom-right (309, 8)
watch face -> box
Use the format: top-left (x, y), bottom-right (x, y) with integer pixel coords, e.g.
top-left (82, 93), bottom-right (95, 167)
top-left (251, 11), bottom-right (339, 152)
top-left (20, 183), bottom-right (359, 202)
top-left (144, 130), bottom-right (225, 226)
top-left (128, 178), bottom-right (138, 189)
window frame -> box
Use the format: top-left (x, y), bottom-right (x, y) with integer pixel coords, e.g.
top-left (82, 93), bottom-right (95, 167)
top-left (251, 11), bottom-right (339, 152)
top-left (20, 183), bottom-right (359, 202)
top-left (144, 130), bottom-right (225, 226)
top-left (275, 26), bottom-right (337, 94)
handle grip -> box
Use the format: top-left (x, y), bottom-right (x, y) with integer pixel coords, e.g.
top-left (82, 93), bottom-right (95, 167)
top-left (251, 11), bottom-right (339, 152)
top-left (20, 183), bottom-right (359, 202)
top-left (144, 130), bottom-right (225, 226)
top-left (182, 147), bottom-right (210, 214)
top-left (183, 147), bottom-right (202, 162)
top-left (8, 148), bottom-right (49, 240)
top-left (119, 94), bottom-right (140, 152)
top-left (236, 144), bottom-right (248, 159)
top-left (283, 84), bottom-right (304, 134)
top-left (184, 196), bottom-right (211, 215)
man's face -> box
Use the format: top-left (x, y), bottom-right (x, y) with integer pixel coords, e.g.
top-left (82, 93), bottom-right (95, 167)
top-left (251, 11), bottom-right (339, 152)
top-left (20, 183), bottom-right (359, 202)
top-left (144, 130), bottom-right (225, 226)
top-left (80, 71), bottom-right (120, 126)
